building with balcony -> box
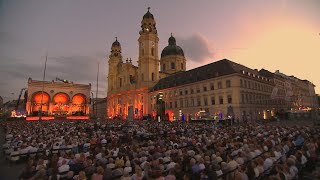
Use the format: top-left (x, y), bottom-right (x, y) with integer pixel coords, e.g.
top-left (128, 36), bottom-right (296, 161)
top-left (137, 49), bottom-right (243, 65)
top-left (106, 8), bottom-right (317, 121)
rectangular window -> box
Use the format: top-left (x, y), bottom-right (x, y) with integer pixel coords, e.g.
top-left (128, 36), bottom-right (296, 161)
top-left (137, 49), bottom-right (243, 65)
top-left (191, 98), bottom-right (194, 107)
top-left (219, 96), bottom-right (223, 104)
top-left (169, 102), bottom-right (172, 108)
top-left (241, 94), bottom-right (244, 104)
top-left (129, 75), bottom-right (133, 84)
top-left (197, 97), bottom-right (201, 106)
top-left (248, 81), bottom-right (251, 89)
top-left (204, 97), bottom-right (208, 106)
top-left (203, 86), bottom-right (207, 92)
top-left (174, 101), bottom-right (178, 108)
top-left (226, 80), bottom-right (231, 88)
top-left (196, 87), bottom-right (200, 93)
top-left (240, 79), bottom-right (243, 87)
top-left (171, 62), bottom-right (175, 69)
top-left (227, 95), bottom-right (232, 104)
top-left (190, 88), bottom-right (194, 94)
top-left (245, 94), bottom-right (248, 103)
top-left (185, 99), bottom-right (188, 107)
top-left (179, 91), bottom-right (183, 96)
top-left (211, 97), bottom-right (215, 105)
top-left (218, 82), bottom-right (222, 89)
top-left (185, 90), bottom-right (188, 95)
top-left (244, 80), bottom-right (247, 88)
top-left (210, 83), bottom-right (214, 90)
top-left (179, 99), bottom-right (183, 108)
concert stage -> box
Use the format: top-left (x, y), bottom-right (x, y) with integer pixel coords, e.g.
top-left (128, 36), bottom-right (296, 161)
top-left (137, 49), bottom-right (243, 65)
top-left (67, 116), bottom-right (89, 120)
top-left (26, 116), bottom-right (89, 121)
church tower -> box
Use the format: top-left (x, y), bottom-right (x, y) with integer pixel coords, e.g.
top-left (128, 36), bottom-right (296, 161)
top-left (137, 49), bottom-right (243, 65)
top-left (160, 33), bottom-right (186, 74)
top-left (107, 38), bottom-right (122, 93)
top-left (138, 7), bottom-right (159, 86)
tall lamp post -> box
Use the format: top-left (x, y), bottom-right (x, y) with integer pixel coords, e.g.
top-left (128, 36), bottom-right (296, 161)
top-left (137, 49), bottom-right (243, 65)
top-left (95, 62), bottom-right (100, 118)
top-left (39, 53), bottom-right (48, 121)
top-left (91, 92), bottom-right (94, 117)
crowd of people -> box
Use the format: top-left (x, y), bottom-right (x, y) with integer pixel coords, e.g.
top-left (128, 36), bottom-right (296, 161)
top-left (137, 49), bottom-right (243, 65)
top-left (1, 119), bottom-right (320, 180)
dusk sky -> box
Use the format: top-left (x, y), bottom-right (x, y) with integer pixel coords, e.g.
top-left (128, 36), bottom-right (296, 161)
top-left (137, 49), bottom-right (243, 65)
top-left (1, 0), bottom-right (319, 101)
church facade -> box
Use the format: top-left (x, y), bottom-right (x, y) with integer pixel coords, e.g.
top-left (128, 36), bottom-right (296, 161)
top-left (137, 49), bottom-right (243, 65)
top-left (107, 9), bottom-right (318, 121)
top-left (106, 8), bottom-right (186, 120)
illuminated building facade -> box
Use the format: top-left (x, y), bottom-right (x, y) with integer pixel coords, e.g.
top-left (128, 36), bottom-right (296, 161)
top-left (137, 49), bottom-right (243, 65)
top-left (26, 78), bottom-right (91, 118)
top-left (107, 8), bottom-right (185, 119)
top-left (107, 8), bottom-right (317, 121)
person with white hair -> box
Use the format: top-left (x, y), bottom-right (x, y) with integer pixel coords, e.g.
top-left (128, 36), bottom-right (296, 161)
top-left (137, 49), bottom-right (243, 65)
top-left (58, 159), bottom-right (70, 178)
top-left (121, 168), bottom-right (132, 180)
top-left (107, 158), bottom-right (116, 169)
top-left (287, 157), bottom-right (298, 178)
top-left (263, 152), bottom-right (273, 171)
top-left (124, 160), bottom-right (132, 174)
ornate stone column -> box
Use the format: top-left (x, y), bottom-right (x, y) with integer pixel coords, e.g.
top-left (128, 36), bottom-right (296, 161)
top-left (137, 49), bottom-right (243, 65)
top-left (68, 103), bottom-right (73, 115)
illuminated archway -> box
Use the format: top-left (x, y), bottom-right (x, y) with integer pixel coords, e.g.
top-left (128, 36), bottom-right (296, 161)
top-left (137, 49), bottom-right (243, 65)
top-left (31, 91), bottom-right (50, 114)
top-left (71, 93), bottom-right (86, 115)
top-left (52, 92), bottom-right (70, 115)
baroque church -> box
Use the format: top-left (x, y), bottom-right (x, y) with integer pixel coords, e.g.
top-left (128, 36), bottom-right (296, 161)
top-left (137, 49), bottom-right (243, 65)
top-left (107, 8), bottom-right (186, 120)
top-left (107, 8), bottom-right (317, 121)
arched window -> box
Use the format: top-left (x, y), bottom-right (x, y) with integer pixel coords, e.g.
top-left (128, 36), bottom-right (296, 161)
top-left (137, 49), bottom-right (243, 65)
top-left (141, 49), bottom-right (144, 56)
top-left (181, 63), bottom-right (183, 70)
top-left (152, 72), bottom-right (154, 81)
top-left (171, 62), bottom-right (175, 69)
top-left (151, 47), bottom-right (155, 56)
top-left (129, 75), bottom-right (133, 84)
top-left (162, 64), bottom-right (166, 71)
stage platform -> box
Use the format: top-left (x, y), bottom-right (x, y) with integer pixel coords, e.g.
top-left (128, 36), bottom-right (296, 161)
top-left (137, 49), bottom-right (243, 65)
top-left (26, 116), bottom-right (89, 121)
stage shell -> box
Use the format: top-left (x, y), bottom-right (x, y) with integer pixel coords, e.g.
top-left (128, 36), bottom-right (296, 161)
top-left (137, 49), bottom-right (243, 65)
top-left (26, 78), bottom-right (91, 117)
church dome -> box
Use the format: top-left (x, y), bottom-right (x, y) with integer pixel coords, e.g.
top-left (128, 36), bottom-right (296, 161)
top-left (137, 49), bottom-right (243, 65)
top-left (161, 34), bottom-right (184, 58)
top-left (143, 8), bottom-right (154, 20)
top-left (112, 38), bottom-right (121, 47)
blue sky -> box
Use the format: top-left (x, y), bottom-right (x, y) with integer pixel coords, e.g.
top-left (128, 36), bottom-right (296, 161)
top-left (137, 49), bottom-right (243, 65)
top-left (1, 0), bottom-right (319, 101)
